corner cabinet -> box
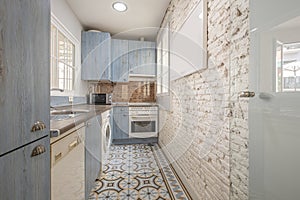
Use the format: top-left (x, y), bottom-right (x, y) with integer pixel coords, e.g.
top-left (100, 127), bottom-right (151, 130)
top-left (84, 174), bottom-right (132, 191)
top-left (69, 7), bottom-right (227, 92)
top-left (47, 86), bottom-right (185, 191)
top-left (0, 0), bottom-right (50, 199)
top-left (111, 39), bottom-right (129, 82)
top-left (128, 40), bottom-right (156, 76)
top-left (81, 31), bottom-right (111, 81)
top-left (112, 107), bottom-right (129, 142)
top-left (110, 39), bottom-right (156, 82)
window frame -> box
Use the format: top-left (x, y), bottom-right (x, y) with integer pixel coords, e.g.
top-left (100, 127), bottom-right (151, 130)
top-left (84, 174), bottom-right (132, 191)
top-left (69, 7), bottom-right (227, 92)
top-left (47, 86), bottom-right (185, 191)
top-left (156, 22), bottom-right (170, 96)
top-left (51, 14), bottom-right (79, 92)
top-left (275, 40), bottom-right (300, 92)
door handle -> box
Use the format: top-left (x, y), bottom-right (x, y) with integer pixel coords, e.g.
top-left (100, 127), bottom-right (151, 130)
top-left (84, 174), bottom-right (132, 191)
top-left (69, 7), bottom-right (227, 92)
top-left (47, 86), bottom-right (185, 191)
top-left (239, 91), bottom-right (255, 98)
top-left (54, 152), bottom-right (62, 162)
top-left (31, 145), bottom-right (46, 157)
top-left (68, 140), bottom-right (78, 151)
top-left (31, 121), bottom-right (46, 132)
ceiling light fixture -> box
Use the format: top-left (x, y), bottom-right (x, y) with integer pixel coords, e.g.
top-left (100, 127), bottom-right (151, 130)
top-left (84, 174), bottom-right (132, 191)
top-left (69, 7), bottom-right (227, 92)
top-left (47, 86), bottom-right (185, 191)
top-left (112, 2), bottom-right (127, 12)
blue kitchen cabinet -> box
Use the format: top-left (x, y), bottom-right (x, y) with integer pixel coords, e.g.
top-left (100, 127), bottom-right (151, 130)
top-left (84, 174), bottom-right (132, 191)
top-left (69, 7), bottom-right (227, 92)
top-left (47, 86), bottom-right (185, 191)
top-left (112, 107), bottom-right (129, 142)
top-left (81, 31), bottom-right (111, 81)
top-left (128, 40), bottom-right (156, 76)
top-left (0, 0), bottom-right (50, 199)
top-left (85, 115), bottom-right (102, 200)
top-left (111, 39), bottom-right (129, 82)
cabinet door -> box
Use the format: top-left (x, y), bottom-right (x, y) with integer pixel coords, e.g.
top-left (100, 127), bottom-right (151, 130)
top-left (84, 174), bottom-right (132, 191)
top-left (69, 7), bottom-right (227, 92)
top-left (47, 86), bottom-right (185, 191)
top-left (111, 39), bottom-right (129, 82)
top-left (81, 32), bottom-right (111, 81)
top-left (85, 115), bottom-right (101, 199)
top-left (112, 107), bottom-right (129, 140)
top-left (0, 0), bottom-right (50, 155)
top-left (51, 127), bottom-right (85, 200)
top-left (0, 137), bottom-right (50, 200)
top-left (128, 41), bottom-right (156, 76)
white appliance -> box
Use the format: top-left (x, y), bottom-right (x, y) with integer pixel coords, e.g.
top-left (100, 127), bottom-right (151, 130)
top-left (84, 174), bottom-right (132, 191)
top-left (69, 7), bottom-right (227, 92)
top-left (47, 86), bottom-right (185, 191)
top-left (101, 110), bottom-right (111, 157)
top-left (129, 106), bottom-right (158, 138)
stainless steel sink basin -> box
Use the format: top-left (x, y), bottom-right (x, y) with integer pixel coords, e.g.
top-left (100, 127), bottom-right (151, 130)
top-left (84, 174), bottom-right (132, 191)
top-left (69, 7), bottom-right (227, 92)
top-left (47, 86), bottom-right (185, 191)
top-left (50, 109), bottom-right (89, 121)
top-left (50, 109), bottom-right (89, 115)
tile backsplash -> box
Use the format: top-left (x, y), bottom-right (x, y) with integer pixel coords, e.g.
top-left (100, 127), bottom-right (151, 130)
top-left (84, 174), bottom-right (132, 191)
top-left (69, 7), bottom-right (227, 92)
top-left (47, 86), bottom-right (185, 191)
top-left (89, 81), bottom-right (156, 103)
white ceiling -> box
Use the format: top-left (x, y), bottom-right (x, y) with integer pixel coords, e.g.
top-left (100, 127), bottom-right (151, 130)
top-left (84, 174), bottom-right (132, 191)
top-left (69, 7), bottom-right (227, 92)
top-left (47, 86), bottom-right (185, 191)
top-left (275, 15), bottom-right (300, 30)
top-left (66, 0), bottom-right (171, 41)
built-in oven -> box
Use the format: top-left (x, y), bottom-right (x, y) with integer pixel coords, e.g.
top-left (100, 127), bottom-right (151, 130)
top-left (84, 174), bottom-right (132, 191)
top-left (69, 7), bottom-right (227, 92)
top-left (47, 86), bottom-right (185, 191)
top-left (129, 106), bottom-right (158, 138)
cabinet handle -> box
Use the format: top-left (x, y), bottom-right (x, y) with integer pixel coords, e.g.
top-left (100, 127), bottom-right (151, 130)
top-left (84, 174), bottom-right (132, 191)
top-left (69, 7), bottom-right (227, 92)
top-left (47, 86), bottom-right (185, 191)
top-left (69, 140), bottom-right (78, 151)
top-left (31, 145), bottom-right (46, 157)
top-left (239, 91), bottom-right (255, 98)
top-left (31, 121), bottom-right (46, 132)
top-left (54, 152), bottom-right (62, 161)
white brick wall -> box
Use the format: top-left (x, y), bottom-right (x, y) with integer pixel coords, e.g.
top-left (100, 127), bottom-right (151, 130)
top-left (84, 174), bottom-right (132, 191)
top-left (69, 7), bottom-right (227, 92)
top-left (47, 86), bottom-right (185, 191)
top-left (158, 0), bottom-right (250, 199)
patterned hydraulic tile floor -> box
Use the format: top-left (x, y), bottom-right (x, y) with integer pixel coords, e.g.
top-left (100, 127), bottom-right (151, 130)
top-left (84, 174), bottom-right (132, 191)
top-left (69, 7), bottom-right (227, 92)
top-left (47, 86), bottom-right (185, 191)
top-left (88, 144), bottom-right (191, 200)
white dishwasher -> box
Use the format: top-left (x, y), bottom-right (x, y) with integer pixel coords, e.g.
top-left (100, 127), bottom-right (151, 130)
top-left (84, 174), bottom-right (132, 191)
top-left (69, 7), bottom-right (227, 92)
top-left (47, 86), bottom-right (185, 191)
top-left (51, 124), bottom-right (85, 200)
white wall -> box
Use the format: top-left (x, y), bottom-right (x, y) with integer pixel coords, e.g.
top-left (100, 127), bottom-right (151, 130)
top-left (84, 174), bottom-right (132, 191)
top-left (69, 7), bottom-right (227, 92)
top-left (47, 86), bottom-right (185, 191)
top-left (51, 0), bottom-right (88, 97)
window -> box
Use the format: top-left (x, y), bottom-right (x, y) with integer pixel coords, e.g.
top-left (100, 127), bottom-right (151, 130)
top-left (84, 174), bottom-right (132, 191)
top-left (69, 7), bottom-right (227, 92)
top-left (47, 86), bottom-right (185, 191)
top-left (50, 23), bottom-right (75, 91)
top-left (157, 23), bottom-right (170, 95)
top-left (276, 41), bottom-right (300, 92)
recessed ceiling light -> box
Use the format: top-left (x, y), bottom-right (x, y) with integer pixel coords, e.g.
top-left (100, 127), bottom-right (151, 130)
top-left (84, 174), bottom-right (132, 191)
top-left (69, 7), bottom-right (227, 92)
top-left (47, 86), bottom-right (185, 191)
top-left (112, 2), bottom-right (127, 12)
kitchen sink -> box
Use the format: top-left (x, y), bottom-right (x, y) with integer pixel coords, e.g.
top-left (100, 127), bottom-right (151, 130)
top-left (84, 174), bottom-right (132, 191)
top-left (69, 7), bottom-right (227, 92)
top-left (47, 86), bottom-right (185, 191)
top-left (50, 109), bottom-right (89, 121)
top-left (50, 109), bottom-right (89, 115)
top-left (50, 109), bottom-right (90, 137)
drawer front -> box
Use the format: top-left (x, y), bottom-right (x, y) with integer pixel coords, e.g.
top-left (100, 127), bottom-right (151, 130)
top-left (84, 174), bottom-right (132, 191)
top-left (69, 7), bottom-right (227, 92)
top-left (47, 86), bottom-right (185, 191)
top-left (0, 137), bottom-right (50, 200)
top-left (113, 106), bottom-right (129, 114)
top-left (50, 129), bottom-right (83, 167)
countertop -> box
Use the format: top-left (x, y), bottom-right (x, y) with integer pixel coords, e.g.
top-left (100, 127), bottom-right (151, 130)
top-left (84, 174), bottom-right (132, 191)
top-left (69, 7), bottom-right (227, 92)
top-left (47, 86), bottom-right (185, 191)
top-left (50, 104), bottom-right (112, 137)
top-left (112, 102), bottom-right (158, 106)
top-left (50, 103), bottom-right (158, 141)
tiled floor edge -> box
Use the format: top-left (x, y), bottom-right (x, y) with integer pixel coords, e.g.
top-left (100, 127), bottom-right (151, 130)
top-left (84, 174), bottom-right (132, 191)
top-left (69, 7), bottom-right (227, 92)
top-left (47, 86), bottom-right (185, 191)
top-left (157, 141), bottom-right (201, 200)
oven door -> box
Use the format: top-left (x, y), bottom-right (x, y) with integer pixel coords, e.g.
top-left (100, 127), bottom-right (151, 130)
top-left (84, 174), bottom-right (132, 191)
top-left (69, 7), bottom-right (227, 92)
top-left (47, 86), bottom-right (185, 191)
top-left (129, 115), bottom-right (158, 138)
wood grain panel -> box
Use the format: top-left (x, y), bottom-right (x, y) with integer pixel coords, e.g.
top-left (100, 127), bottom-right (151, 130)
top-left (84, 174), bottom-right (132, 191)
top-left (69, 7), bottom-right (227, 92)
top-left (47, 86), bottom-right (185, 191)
top-left (81, 32), bottom-right (111, 81)
top-left (128, 40), bottom-right (156, 76)
top-left (111, 39), bottom-right (129, 82)
top-left (0, 137), bottom-right (50, 200)
top-left (0, 0), bottom-right (50, 155)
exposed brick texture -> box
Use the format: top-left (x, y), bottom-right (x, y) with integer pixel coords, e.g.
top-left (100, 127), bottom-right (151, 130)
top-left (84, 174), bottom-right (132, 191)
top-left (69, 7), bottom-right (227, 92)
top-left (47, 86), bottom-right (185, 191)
top-left (158, 0), bottom-right (250, 199)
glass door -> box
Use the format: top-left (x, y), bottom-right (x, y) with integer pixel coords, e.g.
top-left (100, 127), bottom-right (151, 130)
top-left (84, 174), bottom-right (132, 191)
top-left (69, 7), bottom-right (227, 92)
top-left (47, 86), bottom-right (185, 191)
top-left (249, 0), bottom-right (300, 199)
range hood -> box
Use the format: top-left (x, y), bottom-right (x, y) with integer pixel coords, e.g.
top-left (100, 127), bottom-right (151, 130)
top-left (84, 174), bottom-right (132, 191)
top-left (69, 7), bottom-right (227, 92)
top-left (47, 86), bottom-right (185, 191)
top-left (128, 74), bottom-right (156, 82)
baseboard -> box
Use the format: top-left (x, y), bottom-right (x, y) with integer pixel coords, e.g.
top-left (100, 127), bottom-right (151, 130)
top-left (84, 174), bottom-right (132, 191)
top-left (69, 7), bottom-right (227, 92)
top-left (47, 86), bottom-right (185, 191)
top-left (158, 141), bottom-right (200, 200)
top-left (112, 137), bottom-right (158, 145)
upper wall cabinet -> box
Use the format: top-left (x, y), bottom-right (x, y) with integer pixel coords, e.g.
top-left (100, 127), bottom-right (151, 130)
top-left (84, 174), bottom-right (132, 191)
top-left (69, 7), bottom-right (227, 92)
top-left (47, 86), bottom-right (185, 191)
top-left (128, 41), bottom-right (156, 76)
top-left (111, 39), bottom-right (129, 82)
top-left (81, 31), bottom-right (111, 81)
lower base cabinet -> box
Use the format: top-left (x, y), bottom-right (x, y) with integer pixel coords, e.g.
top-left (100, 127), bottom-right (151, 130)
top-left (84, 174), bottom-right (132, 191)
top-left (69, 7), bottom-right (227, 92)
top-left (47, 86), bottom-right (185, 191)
top-left (0, 137), bottom-right (50, 200)
top-left (85, 115), bottom-right (102, 199)
top-left (51, 126), bottom-right (85, 200)
top-left (112, 107), bottom-right (129, 143)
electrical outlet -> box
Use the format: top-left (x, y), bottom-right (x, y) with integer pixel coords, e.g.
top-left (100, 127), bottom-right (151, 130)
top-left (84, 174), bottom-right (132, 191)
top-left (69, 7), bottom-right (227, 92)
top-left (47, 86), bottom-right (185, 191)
top-left (69, 96), bottom-right (74, 103)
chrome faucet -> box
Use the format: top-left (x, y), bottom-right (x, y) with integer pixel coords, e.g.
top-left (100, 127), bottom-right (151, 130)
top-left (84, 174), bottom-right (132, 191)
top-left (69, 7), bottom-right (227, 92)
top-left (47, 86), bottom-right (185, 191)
top-left (50, 88), bottom-right (64, 92)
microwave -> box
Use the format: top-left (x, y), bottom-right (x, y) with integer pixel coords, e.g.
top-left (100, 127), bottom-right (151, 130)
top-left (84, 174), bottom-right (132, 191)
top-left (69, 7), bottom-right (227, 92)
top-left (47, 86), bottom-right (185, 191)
top-left (89, 93), bottom-right (112, 105)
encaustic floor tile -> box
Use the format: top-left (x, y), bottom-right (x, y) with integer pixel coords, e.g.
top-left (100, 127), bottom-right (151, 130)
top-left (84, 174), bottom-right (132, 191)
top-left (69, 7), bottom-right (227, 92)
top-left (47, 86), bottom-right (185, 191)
top-left (89, 144), bottom-right (191, 200)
